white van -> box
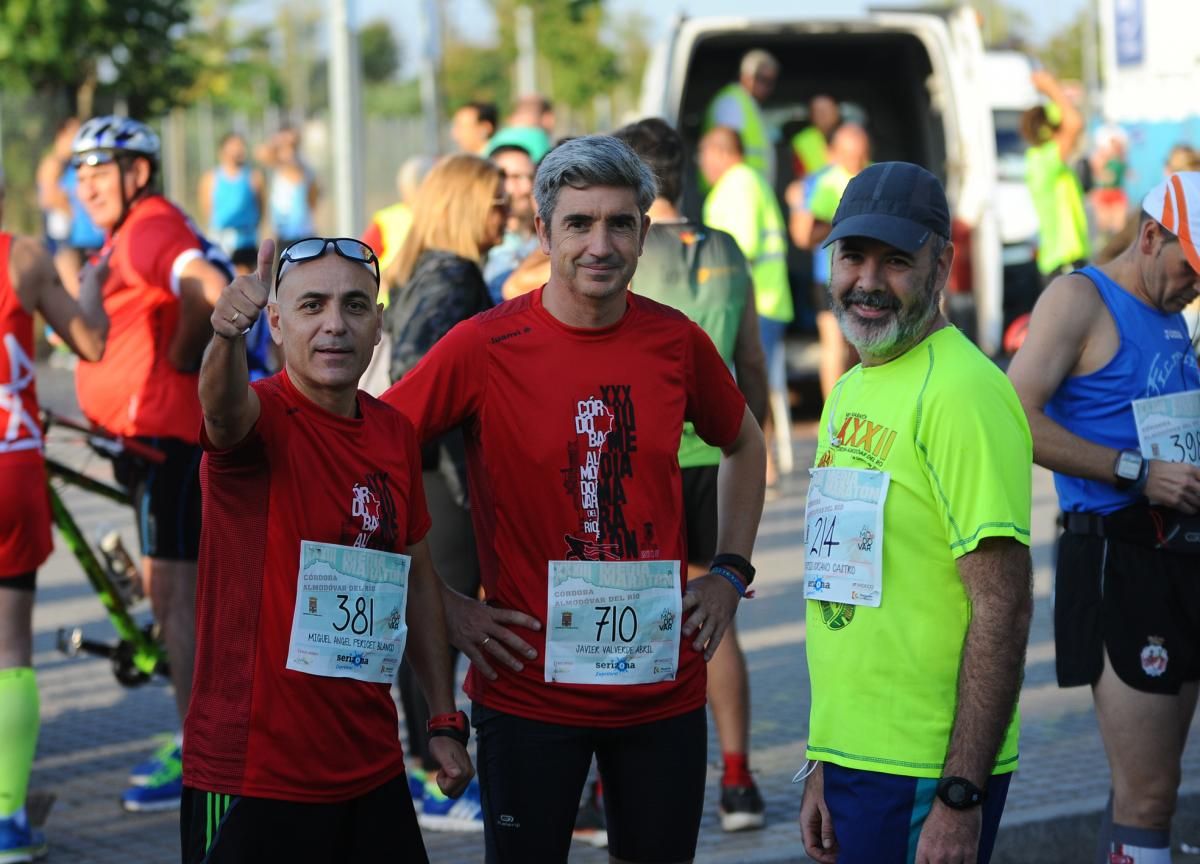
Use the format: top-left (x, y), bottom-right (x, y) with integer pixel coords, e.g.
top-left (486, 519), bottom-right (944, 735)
top-left (639, 7), bottom-right (1003, 359)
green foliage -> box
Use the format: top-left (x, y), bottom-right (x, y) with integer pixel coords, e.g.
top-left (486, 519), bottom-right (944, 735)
top-left (0, 0), bottom-right (202, 117)
top-left (442, 39), bottom-right (511, 114)
top-left (1038, 9), bottom-right (1095, 82)
top-left (188, 4), bottom-right (284, 112)
top-left (360, 19), bottom-right (402, 84)
top-left (491, 0), bottom-right (620, 112)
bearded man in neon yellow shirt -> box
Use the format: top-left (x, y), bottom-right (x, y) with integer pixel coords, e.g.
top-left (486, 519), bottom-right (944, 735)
top-left (798, 162), bottom-right (1033, 864)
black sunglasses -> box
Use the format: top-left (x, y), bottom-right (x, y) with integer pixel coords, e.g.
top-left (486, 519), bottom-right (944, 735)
top-left (275, 237), bottom-right (380, 290)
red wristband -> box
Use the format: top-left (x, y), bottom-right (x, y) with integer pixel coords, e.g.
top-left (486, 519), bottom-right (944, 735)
top-left (427, 710), bottom-right (470, 745)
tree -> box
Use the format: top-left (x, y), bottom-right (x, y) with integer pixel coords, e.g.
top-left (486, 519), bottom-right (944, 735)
top-left (186, 1), bottom-right (285, 113)
top-left (0, 0), bottom-right (203, 118)
top-left (360, 19), bottom-right (402, 85)
top-left (1039, 8), bottom-right (1099, 83)
top-left (490, 0), bottom-right (620, 119)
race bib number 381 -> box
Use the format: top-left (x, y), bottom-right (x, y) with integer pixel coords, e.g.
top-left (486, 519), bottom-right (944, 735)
top-left (545, 560), bottom-right (682, 685)
top-left (285, 541), bottom-right (410, 684)
top-left (804, 467), bottom-right (889, 607)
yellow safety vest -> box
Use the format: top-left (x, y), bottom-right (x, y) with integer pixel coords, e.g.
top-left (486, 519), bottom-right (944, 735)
top-left (705, 83), bottom-right (773, 184)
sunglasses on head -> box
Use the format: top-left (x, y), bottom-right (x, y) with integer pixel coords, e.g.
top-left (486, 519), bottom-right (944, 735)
top-left (275, 237), bottom-right (380, 290)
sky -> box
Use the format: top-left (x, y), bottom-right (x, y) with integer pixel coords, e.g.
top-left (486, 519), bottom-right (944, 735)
top-left (246, 0), bottom-right (1088, 75)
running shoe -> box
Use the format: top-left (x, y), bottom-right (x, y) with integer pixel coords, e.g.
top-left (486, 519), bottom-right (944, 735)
top-left (417, 777), bottom-right (484, 832)
top-left (128, 734), bottom-right (181, 787)
top-left (571, 779), bottom-right (608, 849)
top-left (0, 811), bottom-right (48, 864)
top-left (719, 780), bottom-right (766, 832)
top-left (406, 768), bottom-right (427, 813)
top-left (121, 746), bottom-right (183, 813)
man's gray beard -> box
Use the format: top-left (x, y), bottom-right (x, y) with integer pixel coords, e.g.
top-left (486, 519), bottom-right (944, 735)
top-left (831, 270), bottom-right (940, 361)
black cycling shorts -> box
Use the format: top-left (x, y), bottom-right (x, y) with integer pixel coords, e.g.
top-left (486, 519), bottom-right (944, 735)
top-left (472, 704), bottom-right (707, 864)
top-left (112, 437), bottom-right (202, 561)
top-left (682, 464), bottom-right (719, 565)
top-left (180, 774), bottom-right (428, 864)
top-left (1055, 531), bottom-right (1200, 695)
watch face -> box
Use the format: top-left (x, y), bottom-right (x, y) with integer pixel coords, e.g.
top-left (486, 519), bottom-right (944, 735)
top-left (1117, 451), bottom-right (1142, 481)
top-left (946, 782), bottom-right (968, 806)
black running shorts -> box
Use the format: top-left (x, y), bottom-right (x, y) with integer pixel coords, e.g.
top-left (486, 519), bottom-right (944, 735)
top-left (1055, 531), bottom-right (1200, 695)
top-left (180, 774), bottom-right (428, 864)
top-left (472, 704), bottom-right (707, 864)
top-left (681, 464), bottom-right (719, 565)
top-left (112, 436), bottom-right (202, 561)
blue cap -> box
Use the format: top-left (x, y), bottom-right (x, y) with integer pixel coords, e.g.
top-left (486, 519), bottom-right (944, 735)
top-left (823, 162), bottom-right (951, 253)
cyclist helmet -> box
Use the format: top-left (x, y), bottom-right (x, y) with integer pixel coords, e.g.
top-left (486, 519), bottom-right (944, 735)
top-left (72, 116), bottom-right (160, 166)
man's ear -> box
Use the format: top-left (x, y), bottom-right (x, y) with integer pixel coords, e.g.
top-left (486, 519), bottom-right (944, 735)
top-left (536, 213), bottom-right (552, 255)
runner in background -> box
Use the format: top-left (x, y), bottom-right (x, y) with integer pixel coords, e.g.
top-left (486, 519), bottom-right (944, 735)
top-left (1008, 173), bottom-right (1200, 864)
top-left (258, 127), bottom-right (318, 247)
top-left (0, 166), bottom-right (109, 864)
top-left (198, 132), bottom-right (264, 260)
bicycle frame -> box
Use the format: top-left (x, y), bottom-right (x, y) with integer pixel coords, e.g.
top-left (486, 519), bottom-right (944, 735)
top-left (41, 412), bottom-right (169, 686)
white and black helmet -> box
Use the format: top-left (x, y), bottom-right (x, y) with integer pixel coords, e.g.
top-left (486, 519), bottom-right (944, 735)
top-left (71, 116), bottom-right (160, 166)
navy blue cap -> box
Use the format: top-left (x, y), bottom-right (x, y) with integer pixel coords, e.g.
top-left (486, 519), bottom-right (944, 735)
top-left (822, 162), bottom-right (951, 253)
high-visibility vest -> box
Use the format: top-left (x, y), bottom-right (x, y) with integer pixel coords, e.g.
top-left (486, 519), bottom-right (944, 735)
top-left (705, 83), bottom-right (774, 185)
top-left (373, 202), bottom-right (413, 272)
top-left (792, 126), bottom-right (829, 178)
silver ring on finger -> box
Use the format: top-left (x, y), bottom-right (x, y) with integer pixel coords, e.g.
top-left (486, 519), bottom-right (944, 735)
top-left (229, 310), bottom-right (241, 325)
top-left (481, 636), bottom-right (491, 648)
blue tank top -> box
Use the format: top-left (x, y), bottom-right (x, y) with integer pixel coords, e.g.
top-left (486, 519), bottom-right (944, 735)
top-left (210, 167), bottom-right (259, 253)
top-left (1046, 266), bottom-right (1200, 514)
top-left (61, 164), bottom-right (106, 250)
top-left (268, 169), bottom-right (314, 241)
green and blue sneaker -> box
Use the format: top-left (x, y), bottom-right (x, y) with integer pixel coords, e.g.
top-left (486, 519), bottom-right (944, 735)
top-left (121, 744), bottom-right (183, 813)
top-left (0, 809), bottom-right (48, 863)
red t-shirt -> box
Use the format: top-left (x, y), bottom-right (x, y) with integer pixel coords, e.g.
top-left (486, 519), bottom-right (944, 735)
top-left (183, 370), bottom-right (431, 802)
top-left (381, 288), bottom-right (746, 726)
top-left (75, 195), bottom-right (207, 442)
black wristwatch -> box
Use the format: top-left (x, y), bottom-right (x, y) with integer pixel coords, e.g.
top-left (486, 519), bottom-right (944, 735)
top-left (936, 776), bottom-right (985, 810)
top-left (1113, 449), bottom-right (1146, 491)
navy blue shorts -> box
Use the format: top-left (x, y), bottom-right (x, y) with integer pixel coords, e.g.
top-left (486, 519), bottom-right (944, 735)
top-left (822, 763), bottom-right (1011, 864)
top-left (112, 436), bottom-right (202, 561)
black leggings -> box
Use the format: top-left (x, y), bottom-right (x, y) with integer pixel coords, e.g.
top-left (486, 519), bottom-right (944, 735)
top-left (397, 470), bottom-right (480, 770)
top-left (474, 704), bottom-right (707, 864)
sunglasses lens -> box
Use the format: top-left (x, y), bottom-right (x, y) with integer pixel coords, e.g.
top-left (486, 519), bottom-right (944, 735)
top-left (332, 239), bottom-right (374, 264)
top-left (283, 238), bottom-right (329, 262)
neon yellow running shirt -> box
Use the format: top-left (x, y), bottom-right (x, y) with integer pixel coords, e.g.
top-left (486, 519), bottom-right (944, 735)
top-left (805, 326), bottom-right (1032, 778)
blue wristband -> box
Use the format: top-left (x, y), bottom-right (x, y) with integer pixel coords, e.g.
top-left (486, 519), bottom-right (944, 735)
top-left (710, 565), bottom-right (748, 597)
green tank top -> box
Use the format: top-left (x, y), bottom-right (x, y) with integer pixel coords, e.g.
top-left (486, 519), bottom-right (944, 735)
top-left (1025, 140), bottom-right (1090, 274)
top-left (632, 221), bottom-right (750, 467)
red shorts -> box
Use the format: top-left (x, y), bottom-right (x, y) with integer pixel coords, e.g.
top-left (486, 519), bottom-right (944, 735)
top-left (0, 451), bottom-right (53, 578)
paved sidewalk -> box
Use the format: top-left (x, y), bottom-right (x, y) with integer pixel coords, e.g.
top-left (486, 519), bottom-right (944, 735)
top-left (27, 366), bottom-right (1200, 862)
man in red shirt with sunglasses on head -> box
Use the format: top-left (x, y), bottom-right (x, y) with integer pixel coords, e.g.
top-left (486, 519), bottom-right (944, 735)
top-left (71, 116), bottom-right (233, 812)
top-left (183, 237), bottom-right (472, 862)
